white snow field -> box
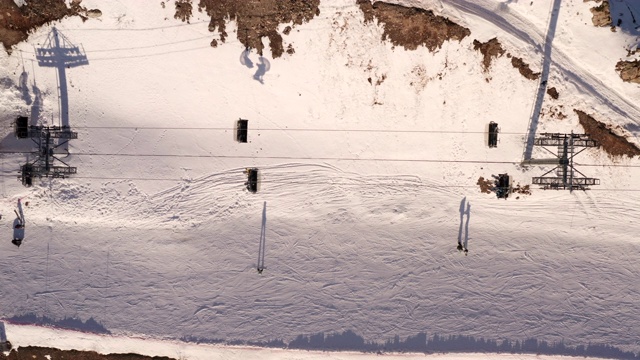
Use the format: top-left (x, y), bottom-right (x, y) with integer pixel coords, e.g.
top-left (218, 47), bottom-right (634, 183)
top-left (1, 0), bottom-right (640, 358)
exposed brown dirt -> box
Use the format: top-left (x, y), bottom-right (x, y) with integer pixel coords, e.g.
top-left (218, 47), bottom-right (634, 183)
top-left (193, 0), bottom-right (320, 58)
top-left (574, 109), bottom-right (640, 157)
top-left (543, 105), bottom-right (567, 120)
top-left (174, 0), bottom-right (193, 23)
top-left (615, 60), bottom-right (640, 83)
top-left (590, 0), bottom-right (611, 27)
top-left (357, 0), bottom-right (470, 52)
top-left (0, 0), bottom-right (92, 53)
top-left (547, 87), bottom-right (559, 99)
top-left (0, 346), bottom-right (175, 360)
top-left (473, 38), bottom-right (504, 72)
top-left (477, 177), bottom-right (493, 194)
top-left (510, 56), bottom-right (540, 80)
top-left (512, 183), bottom-right (531, 196)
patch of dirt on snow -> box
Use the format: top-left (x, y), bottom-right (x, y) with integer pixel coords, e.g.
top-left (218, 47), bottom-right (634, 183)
top-left (590, 0), bottom-right (611, 27)
top-left (510, 56), bottom-right (540, 80)
top-left (512, 183), bottom-right (531, 196)
top-left (615, 59), bottom-right (640, 83)
top-left (473, 38), bottom-right (504, 72)
top-left (357, 0), bottom-right (470, 52)
top-left (477, 176), bottom-right (493, 194)
top-left (0, 0), bottom-right (89, 53)
top-left (541, 105), bottom-right (567, 120)
top-left (574, 109), bottom-right (640, 157)
top-left (1, 346), bottom-right (176, 360)
top-left (174, 0), bottom-right (193, 23)
top-left (196, 0), bottom-right (320, 58)
top-left (547, 87), bottom-right (559, 99)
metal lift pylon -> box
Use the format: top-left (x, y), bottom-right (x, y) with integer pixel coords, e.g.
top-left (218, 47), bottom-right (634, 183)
top-left (524, 132), bottom-right (599, 191)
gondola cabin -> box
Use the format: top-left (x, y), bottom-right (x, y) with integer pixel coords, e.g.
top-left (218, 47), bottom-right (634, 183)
top-left (236, 119), bottom-right (248, 143)
top-left (245, 168), bottom-right (259, 193)
top-left (488, 121), bottom-right (499, 148)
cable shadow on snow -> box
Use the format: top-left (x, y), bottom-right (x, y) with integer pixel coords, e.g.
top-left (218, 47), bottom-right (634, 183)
top-left (523, 0), bottom-right (562, 161)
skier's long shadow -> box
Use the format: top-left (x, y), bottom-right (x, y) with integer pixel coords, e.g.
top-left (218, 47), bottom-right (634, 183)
top-left (257, 201), bottom-right (266, 273)
top-left (457, 197), bottom-right (466, 248)
top-left (463, 203), bottom-right (471, 253)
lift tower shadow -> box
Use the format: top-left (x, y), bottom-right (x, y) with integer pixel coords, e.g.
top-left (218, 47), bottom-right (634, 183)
top-left (523, 0), bottom-right (562, 161)
top-left (35, 27), bottom-right (88, 130)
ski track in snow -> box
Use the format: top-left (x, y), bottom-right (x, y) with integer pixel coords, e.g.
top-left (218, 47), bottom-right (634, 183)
top-left (0, 0), bottom-right (639, 355)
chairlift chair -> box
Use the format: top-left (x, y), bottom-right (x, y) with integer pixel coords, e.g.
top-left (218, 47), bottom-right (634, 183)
top-left (488, 121), bottom-right (499, 148)
top-left (496, 173), bottom-right (510, 199)
top-left (245, 168), bottom-right (259, 193)
top-left (236, 119), bottom-right (248, 143)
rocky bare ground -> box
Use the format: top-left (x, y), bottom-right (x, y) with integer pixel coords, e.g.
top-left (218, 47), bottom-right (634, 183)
top-left (616, 59), bottom-right (640, 83)
top-left (0, 0), bottom-right (100, 53)
top-left (574, 109), bottom-right (640, 157)
top-left (589, 0), bottom-right (611, 27)
top-left (172, 0), bottom-right (319, 58)
top-left (357, 0), bottom-right (470, 51)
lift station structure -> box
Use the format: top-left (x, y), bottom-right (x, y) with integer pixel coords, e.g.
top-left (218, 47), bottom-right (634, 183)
top-left (525, 132), bottom-right (599, 191)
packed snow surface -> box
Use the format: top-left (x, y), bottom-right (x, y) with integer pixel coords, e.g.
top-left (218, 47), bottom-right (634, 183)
top-left (1, 0), bottom-right (640, 356)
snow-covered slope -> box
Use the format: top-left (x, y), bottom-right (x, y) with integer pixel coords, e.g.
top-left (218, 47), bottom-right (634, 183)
top-left (1, 0), bottom-right (639, 356)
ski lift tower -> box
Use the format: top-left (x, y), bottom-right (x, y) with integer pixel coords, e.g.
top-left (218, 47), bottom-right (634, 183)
top-left (15, 116), bottom-right (78, 186)
top-left (524, 132), bottom-right (600, 191)
top-left (15, 27), bottom-right (86, 187)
